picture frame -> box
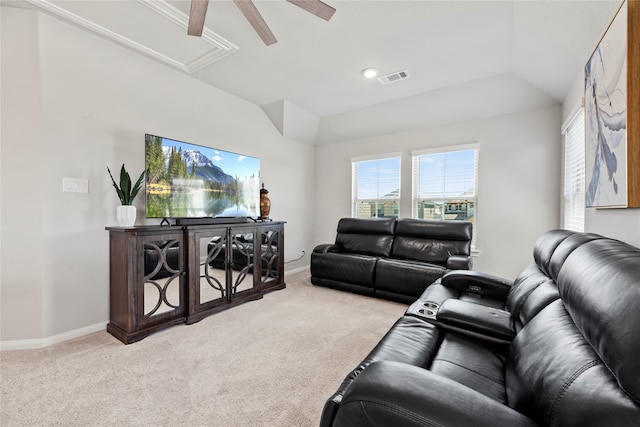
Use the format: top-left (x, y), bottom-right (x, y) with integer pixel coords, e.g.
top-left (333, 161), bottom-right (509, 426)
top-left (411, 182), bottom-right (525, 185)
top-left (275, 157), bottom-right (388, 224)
top-left (584, 0), bottom-right (640, 208)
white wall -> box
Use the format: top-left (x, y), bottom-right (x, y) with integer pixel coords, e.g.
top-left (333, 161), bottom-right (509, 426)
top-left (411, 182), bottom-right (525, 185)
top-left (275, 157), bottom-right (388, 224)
top-left (1, 8), bottom-right (45, 343)
top-left (563, 69), bottom-right (640, 247)
top-left (1, 8), bottom-right (315, 344)
top-left (314, 106), bottom-right (563, 279)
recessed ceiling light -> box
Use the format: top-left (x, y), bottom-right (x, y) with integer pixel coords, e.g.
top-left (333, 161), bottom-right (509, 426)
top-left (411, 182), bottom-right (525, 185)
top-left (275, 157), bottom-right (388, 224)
top-left (362, 68), bottom-right (379, 78)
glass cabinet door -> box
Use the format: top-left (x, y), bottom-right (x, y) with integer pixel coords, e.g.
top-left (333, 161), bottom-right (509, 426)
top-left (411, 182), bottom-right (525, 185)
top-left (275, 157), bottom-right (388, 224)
top-left (194, 229), bottom-right (228, 311)
top-left (258, 226), bottom-right (282, 290)
top-left (139, 233), bottom-right (185, 327)
top-left (228, 227), bottom-right (259, 300)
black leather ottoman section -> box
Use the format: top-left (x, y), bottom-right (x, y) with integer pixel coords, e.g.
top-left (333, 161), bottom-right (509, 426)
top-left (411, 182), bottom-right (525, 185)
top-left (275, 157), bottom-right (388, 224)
top-left (318, 252), bottom-right (377, 287)
top-left (430, 331), bottom-right (508, 404)
top-left (375, 258), bottom-right (446, 300)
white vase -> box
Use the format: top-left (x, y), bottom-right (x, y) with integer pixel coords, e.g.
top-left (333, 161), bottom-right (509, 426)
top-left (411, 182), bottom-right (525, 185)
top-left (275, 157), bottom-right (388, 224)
top-left (116, 205), bottom-right (137, 227)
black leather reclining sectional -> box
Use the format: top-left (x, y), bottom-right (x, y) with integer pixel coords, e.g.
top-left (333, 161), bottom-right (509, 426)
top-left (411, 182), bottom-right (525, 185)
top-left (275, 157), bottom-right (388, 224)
top-left (321, 230), bottom-right (640, 426)
top-left (311, 218), bottom-right (473, 303)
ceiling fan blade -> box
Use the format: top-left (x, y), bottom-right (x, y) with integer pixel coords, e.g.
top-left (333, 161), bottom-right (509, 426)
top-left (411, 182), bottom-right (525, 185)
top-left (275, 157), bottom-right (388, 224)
top-left (287, 0), bottom-right (335, 21)
top-left (233, 0), bottom-right (278, 46)
top-left (188, 0), bottom-right (209, 37)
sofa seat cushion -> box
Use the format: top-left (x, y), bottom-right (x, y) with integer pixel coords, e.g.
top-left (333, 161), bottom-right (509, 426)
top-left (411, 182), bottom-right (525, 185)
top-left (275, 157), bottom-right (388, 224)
top-left (430, 331), bottom-right (508, 404)
top-left (375, 258), bottom-right (446, 298)
top-left (315, 252), bottom-right (377, 288)
top-left (334, 361), bottom-right (538, 427)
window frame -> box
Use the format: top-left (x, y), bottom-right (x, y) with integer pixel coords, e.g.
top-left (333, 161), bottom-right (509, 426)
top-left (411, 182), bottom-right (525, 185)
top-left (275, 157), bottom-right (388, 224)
top-left (351, 153), bottom-right (402, 219)
top-left (411, 143), bottom-right (479, 247)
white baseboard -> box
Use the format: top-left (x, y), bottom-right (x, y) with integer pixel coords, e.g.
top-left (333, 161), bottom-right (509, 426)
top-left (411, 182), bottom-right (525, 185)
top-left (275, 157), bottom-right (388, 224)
top-left (1, 321), bottom-right (108, 351)
top-left (2, 269), bottom-right (310, 351)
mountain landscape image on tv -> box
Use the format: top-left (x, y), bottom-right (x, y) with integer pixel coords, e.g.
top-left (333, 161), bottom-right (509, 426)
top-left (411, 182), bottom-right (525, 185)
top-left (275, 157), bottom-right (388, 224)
top-left (145, 134), bottom-right (260, 219)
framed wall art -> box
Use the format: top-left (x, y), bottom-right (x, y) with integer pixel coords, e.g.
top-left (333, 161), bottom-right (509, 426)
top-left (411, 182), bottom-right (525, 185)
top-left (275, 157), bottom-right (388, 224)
top-left (584, 0), bottom-right (640, 208)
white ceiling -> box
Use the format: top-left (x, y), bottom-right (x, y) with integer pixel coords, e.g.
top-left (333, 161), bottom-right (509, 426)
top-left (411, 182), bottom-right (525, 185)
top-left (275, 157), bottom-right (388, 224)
top-left (11, 0), bottom-right (622, 143)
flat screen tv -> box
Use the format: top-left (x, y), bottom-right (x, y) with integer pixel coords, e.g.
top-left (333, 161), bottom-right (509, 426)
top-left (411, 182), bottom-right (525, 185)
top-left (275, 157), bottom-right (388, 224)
top-left (145, 134), bottom-right (260, 220)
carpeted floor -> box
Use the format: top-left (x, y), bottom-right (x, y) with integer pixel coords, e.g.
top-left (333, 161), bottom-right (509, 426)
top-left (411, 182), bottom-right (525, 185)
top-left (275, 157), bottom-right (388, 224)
top-left (0, 270), bottom-right (406, 426)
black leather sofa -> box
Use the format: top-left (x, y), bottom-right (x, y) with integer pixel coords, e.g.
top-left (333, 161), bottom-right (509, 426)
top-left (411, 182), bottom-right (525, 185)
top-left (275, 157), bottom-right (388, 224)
top-left (321, 230), bottom-right (640, 426)
top-left (311, 218), bottom-right (473, 303)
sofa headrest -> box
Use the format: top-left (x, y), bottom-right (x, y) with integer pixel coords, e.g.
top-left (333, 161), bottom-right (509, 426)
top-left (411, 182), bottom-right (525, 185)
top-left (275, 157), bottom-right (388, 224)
top-left (547, 232), bottom-right (604, 279)
top-left (391, 219), bottom-right (471, 263)
top-left (557, 237), bottom-right (640, 402)
top-left (532, 229), bottom-right (575, 278)
top-left (335, 218), bottom-right (396, 257)
top-left (394, 218), bottom-right (472, 241)
top-left (336, 218), bottom-right (396, 235)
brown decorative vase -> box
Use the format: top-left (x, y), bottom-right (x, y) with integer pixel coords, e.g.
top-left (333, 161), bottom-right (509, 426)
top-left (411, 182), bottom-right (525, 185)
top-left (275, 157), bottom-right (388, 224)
top-left (260, 183), bottom-right (271, 220)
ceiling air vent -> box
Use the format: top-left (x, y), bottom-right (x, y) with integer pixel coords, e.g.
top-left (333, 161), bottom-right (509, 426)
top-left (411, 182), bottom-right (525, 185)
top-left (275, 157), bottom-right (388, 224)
top-left (378, 70), bottom-right (410, 85)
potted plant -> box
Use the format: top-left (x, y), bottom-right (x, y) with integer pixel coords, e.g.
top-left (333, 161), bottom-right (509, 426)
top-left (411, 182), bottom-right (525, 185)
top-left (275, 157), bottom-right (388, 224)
top-left (108, 164), bottom-right (145, 226)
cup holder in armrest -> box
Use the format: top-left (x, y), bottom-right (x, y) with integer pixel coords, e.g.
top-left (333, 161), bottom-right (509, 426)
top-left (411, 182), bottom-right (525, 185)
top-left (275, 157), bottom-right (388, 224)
top-left (417, 308), bottom-right (436, 317)
top-left (411, 301), bottom-right (440, 319)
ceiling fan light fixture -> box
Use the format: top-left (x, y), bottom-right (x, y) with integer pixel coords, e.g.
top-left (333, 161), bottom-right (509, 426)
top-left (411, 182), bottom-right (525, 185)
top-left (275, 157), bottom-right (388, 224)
top-left (362, 68), bottom-right (379, 79)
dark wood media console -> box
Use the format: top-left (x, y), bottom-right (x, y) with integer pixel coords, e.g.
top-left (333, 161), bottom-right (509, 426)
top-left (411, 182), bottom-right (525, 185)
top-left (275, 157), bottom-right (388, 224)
top-left (106, 221), bottom-right (285, 344)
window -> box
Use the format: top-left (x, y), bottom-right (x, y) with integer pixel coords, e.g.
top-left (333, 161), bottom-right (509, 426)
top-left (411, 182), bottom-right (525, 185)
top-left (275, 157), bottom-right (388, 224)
top-left (352, 155), bottom-right (401, 218)
top-left (562, 109), bottom-right (585, 232)
top-left (412, 145), bottom-right (478, 242)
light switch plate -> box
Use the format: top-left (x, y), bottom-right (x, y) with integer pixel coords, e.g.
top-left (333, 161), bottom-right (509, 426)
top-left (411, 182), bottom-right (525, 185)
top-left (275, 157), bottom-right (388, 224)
top-left (63, 177), bottom-right (89, 193)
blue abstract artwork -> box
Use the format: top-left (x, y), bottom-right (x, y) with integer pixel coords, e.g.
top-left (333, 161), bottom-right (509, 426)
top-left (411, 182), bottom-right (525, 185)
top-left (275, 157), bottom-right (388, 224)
top-left (585, 3), bottom-right (627, 208)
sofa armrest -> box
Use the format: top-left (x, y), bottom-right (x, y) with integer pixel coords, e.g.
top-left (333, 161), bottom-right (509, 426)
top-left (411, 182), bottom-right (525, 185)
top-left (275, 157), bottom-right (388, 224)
top-left (436, 299), bottom-right (515, 343)
top-left (446, 255), bottom-right (472, 270)
top-left (313, 244), bottom-right (341, 254)
top-left (441, 270), bottom-right (513, 300)
top-left (332, 361), bottom-right (537, 427)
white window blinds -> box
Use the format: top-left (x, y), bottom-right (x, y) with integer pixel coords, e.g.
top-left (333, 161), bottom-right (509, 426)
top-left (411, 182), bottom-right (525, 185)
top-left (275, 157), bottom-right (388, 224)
top-left (412, 145), bottom-right (478, 246)
top-left (352, 156), bottom-right (401, 218)
top-left (562, 109), bottom-right (585, 232)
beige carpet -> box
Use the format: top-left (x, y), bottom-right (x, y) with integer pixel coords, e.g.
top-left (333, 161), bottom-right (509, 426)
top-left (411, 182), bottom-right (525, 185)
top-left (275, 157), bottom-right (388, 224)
top-left (0, 271), bottom-right (406, 426)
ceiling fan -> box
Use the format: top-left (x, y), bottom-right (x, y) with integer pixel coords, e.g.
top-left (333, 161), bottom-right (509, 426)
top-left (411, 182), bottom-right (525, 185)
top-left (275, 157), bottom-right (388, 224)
top-left (187, 0), bottom-right (336, 45)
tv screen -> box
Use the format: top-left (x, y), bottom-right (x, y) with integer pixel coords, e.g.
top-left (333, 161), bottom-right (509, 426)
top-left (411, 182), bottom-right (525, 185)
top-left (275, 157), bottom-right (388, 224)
top-left (145, 134), bottom-right (260, 219)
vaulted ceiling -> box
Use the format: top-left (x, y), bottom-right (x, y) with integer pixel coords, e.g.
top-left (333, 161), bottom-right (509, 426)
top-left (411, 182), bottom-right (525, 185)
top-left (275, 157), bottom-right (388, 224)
top-left (10, 0), bottom-right (622, 143)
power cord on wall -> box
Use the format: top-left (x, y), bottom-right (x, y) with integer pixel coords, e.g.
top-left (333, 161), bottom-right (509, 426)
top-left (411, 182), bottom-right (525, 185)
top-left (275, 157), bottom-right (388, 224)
top-left (285, 249), bottom-right (306, 264)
